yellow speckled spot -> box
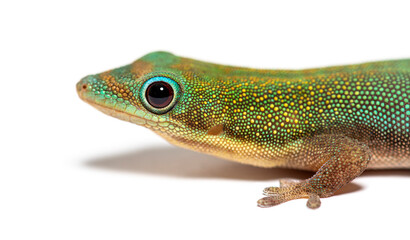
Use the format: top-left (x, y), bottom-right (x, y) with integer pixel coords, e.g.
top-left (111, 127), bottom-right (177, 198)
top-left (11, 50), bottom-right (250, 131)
top-left (159, 122), bottom-right (170, 127)
top-left (144, 114), bottom-right (153, 121)
top-left (147, 121), bottom-right (157, 127)
top-left (135, 110), bottom-right (145, 118)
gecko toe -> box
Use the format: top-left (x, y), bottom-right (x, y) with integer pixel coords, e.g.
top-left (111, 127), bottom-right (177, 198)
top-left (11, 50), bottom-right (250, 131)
top-left (263, 186), bottom-right (281, 196)
top-left (257, 196), bottom-right (282, 208)
top-left (306, 193), bottom-right (321, 209)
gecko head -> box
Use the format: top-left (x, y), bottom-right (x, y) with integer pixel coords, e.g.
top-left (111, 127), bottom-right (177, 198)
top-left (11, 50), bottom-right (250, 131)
top-left (77, 51), bottom-right (224, 143)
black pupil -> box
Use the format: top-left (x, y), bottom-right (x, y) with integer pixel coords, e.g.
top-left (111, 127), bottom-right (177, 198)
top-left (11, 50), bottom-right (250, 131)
top-left (146, 81), bottom-right (174, 108)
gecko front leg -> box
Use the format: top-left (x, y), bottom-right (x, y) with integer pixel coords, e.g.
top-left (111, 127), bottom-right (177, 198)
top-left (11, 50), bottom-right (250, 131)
top-left (257, 134), bottom-right (371, 209)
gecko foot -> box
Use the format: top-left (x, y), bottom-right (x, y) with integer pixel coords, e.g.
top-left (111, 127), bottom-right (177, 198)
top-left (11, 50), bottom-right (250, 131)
top-left (257, 135), bottom-right (370, 209)
top-left (257, 179), bottom-right (312, 208)
top-left (257, 181), bottom-right (321, 209)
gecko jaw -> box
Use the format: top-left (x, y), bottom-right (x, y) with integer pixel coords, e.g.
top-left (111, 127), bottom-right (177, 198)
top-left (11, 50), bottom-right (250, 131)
top-left (77, 85), bottom-right (173, 130)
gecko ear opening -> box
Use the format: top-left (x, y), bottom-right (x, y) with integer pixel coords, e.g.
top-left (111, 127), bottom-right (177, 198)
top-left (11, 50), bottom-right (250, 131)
top-left (207, 124), bottom-right (225, 136)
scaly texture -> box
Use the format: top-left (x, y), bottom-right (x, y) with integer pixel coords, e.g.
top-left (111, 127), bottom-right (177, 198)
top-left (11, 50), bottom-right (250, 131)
top-left (77, 52), bottom-right (410, 208)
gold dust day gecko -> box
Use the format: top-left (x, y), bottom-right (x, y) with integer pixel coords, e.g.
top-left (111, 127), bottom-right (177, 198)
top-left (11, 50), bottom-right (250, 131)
top-left (77, 52), bottom-right (410, 208)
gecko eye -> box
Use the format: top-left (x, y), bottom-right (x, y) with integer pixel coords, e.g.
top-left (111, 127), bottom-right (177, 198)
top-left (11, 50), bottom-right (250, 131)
top-left (140, 76), bottom-right (180, 114)
top-left (146, 81), bottom-right (173, 108)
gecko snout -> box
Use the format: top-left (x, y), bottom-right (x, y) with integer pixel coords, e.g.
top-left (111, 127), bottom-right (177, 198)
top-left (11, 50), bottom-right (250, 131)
top-left (76, 75), bottom-right (94, 99)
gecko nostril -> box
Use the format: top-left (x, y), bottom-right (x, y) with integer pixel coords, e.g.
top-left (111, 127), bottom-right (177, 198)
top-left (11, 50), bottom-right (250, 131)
top-left (82, 84), bottom-right (87, 90)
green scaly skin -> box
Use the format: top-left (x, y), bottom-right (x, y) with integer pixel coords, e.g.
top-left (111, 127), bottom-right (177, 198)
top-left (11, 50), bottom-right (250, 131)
top-left (77, 52), bottom-right (410, 208)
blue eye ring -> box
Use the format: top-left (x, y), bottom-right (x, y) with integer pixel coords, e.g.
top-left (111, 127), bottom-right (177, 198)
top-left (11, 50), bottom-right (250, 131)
top-left (140, 76), bottom-right (181, 114)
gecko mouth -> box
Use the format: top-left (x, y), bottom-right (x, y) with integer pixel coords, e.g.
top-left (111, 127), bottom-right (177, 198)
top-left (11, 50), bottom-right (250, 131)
top-left (77, 85), bottom-right (135, 123)
top-left (77, 80), bottom-right (172, 128)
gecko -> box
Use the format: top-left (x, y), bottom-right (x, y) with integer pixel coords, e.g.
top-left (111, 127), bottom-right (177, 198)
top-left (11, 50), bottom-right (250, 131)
top-left (77, 52), bottom-right (410, 209)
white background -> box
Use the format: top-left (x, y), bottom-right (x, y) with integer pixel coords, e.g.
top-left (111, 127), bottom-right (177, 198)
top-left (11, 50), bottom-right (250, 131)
top-left (1, 1), bottom-right (410, 239)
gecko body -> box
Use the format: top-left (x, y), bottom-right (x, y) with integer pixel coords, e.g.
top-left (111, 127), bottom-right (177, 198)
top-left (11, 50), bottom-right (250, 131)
top-left (77, 52), bottom-right (410, 208)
